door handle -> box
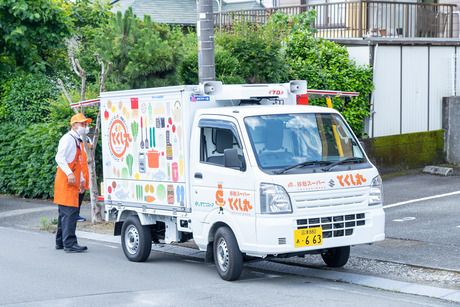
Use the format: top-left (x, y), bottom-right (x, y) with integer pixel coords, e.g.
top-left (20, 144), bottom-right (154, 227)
top-left (194, 172), bottom-right (203, 179)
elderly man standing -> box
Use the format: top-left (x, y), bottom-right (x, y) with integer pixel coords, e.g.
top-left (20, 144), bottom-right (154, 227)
top-left (54, 113), bottom-right (91, 253)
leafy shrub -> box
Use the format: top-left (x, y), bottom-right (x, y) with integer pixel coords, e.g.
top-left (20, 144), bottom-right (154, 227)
top-left (178, 44), bottom-right (245, 85)
top-left (0, 122), bottom-right (66, 198)
top-left (0, 118), bottom-right (103, 198)
top-left (285, 12), bottom-right (373, 136)
top-left (0, 72), bottom-right (59, 124)
top-left (216, 22), bottom-right (288, 84)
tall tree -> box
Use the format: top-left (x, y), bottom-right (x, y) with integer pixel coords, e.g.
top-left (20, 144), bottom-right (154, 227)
top-left (96, 9), bottom-right (184, 89)
top-left (0, 0), bottom-right (72, 73)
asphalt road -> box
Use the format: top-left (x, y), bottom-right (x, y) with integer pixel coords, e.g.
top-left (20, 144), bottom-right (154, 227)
top-left (354, 173), bottom-right (460, 272)
top-left (1, 171), bottom-right (460, 305)
top-left (382, 172), bottom-right (460, 205)
top-left (0, 226), bottom-right (453, 307)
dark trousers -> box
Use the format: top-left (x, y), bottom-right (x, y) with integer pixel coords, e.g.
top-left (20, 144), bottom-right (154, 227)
top-left (56, 205), bottom-right (79, 248)
top-left (77, 192), bottom-right (85, 216)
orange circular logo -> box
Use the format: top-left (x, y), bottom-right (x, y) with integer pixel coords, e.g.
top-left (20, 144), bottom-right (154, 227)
top-left (109, 117), bottom-right (131, 160)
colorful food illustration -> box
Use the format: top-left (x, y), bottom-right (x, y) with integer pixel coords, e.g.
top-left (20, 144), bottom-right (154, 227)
top-left (136, 185), bottom-right (143, 200)
top-left (131, 121), bottom-right (139, 141)
top-left (176, 185), bottom-right (185, 206)
top-left (167, 184), bottom-right (174, 204)
top-left (157, 184), bottom-right (166, 201)
top-left (104, 96), bottom-right (185, 207)
top-left (126, 154), bottom-right (134, 176)
top-left (147, 150), bottom-right (160, 169)
top-left (172, 162), bottom-right (178, 182)
top-left (121, 167), bottom-right (129, 178)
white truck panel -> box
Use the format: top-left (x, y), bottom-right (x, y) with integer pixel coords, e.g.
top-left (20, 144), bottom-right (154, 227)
top-left (100, 90), bottom-right (190, 211)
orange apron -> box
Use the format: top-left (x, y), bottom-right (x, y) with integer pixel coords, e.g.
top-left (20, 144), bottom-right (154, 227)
top-left (81, 144), bottom-right (89, 190)
top-left (54, 139), bottom-right (82, 207)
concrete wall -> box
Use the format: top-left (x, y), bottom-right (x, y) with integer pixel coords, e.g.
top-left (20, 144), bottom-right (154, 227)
top-left (443, 96), bottom-right (460, 164)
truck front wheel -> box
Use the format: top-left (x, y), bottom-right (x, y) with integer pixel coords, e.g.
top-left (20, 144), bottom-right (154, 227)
top-left (213, 227), bottom-right (243, 281)
top-left (121, 215), bottom-right (152, 262)
top-left (321, 246), bottom-right (350, 267)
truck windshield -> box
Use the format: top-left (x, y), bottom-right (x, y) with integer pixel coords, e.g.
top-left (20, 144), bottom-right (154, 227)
top-left (244, 113), bottom-right (365, 173)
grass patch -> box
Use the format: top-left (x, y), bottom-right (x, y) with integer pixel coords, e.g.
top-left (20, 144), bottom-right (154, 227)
top-left (39, 216), bottom-right (58, 233)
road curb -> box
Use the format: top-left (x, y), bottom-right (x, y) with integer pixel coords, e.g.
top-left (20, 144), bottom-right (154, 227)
top-left (0, 206), bottom-right (55, 219)
top-left (422, 165), bottom-right (453, 176)
top-left (77, 231), bottom-right (460, 304)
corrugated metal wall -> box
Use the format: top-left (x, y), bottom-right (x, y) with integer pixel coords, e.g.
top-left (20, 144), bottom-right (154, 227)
top-left (365, 45), bottom-right (460, 137)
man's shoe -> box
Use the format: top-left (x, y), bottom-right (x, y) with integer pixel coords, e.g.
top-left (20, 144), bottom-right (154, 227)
top-left (64, 244), bottom-right (88, 253)
top-left (55, 245), bottom-right (64, 250)
top-left (77, 244), bottom-right (88, 251)
top-left (76, 216), bottom-right (86, 222)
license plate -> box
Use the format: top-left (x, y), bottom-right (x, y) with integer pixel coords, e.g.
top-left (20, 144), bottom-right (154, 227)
top-left (294, 227), bottom-right (323, 248)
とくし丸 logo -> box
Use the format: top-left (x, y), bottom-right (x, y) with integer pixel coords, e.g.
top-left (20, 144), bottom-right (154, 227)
top-left (108, 116), bottom-right (132, 160)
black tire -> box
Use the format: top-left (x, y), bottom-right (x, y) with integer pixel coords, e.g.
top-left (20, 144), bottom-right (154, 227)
top-left (321, 246), bottom-right (350, 268)
top-left (213, 226), bottom-right (243, 281)
top-left (121, 215), bottom-right (152, 262)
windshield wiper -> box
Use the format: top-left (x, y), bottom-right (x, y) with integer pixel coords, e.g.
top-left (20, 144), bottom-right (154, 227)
top-left (275, 160), bottom-right (332, 174)
top-left (322, 157), bottom-right (365, 172)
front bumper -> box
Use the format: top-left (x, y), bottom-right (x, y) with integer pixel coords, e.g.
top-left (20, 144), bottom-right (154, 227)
top-left (242, 206), bottom-right (385, 257)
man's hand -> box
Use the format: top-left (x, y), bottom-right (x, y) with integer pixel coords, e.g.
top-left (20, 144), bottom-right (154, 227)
top-left (68, 174), bottom-right (76, 185)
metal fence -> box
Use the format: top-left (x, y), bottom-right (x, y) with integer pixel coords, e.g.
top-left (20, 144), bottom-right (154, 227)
top-left (214, 1), bottom-right (458, 39)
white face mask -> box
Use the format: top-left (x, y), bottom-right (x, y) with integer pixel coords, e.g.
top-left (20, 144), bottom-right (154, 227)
top-left (77, 126), bottom-right (89, 136)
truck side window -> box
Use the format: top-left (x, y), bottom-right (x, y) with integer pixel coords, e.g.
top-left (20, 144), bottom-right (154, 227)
top-left (200, 126), bottom-right (243, 168)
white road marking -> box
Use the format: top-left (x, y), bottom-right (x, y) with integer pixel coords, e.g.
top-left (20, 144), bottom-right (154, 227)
top-left (103, 244), bottom-right (118, 249)
top-left (384, 190), bottom-right (460, 209)
top-left (392, 217), bottom-right (416, 222)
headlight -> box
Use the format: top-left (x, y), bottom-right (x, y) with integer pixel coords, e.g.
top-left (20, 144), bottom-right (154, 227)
top-left (369, 175), bottom-right (383, 206)
top-left (260, 183), bottom-right (292, 214)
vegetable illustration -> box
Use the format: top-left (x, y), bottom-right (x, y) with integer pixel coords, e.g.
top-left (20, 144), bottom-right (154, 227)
top-left (131, 121), bottom-right (139, 141)
top-left (126, 154), bottom-right (134, 176)
top-left (121, 167), bottom-right (128, 178)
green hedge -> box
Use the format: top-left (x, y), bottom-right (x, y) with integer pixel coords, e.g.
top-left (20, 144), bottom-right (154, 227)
top-left (0, 120), bottom-right (103, 199)
top-left (0, 72), bottom-right (58, 124)
top-left (0, 122), bottom-right (66, 198)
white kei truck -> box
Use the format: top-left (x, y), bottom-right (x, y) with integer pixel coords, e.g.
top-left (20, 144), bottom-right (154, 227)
top-left (100, 81), bottom-right (385, 281)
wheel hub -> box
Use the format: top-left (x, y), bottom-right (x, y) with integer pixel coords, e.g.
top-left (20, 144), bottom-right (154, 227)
top-left (125, 225), bottom-right (139, 255)
top-left (216, 238), bottom-right (229, 272)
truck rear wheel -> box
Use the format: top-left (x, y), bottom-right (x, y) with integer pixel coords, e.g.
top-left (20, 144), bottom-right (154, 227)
top-left (213, 227), bottom-right (243, 281)
top-left (121, 215), bottom-right (152, 262)
top-left (321, 246), bottom-right (350, 267)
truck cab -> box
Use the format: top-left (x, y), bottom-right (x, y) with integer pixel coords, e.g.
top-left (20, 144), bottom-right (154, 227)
top-left (189, 105), bottom-right (384, 279)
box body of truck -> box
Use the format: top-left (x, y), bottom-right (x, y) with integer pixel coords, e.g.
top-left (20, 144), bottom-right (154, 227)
top-left (100, 81), bottom-right (385, 280)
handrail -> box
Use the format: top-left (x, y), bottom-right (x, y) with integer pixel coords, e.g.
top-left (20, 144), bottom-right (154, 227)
top-left (214, 1), bottom-right (459, 39)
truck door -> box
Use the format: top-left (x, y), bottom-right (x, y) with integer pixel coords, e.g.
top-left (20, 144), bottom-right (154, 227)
top-left (190, 116), bottom-right (256, 249)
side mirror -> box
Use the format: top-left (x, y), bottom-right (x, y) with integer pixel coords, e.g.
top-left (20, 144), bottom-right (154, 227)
top-left (224, 148), bottom-right (242, 170)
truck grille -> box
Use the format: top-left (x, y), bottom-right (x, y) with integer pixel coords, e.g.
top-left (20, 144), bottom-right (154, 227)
top-left (297, 213), bottom-right (366, 238)
top-left (291, 187), bottom-right (368, 209)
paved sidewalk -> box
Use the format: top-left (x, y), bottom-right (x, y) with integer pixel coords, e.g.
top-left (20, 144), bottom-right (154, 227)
top-left (0, 195), bottom-right (93, 231)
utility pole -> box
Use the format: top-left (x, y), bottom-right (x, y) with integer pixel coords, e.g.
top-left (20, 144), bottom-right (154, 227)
top-left (197, 0), bottom-right (215, 82)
